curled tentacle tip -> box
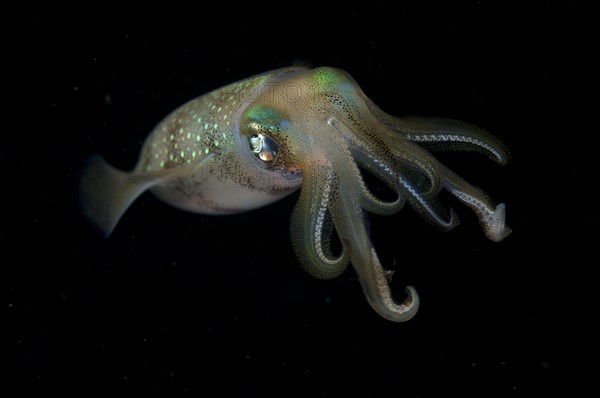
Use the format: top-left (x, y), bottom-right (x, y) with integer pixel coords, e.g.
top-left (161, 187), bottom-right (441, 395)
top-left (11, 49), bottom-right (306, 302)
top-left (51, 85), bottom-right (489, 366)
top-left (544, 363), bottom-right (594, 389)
top-left (448, 207), bottom-right (461, 230)
top-left (484, 203), bottom-right (511, 242)
top-left (437, 207), bottom-right (460, 232)
top-left (399, 285), bottom-right (420, 322)
top-left (368, 283), bottom-right (419, 322)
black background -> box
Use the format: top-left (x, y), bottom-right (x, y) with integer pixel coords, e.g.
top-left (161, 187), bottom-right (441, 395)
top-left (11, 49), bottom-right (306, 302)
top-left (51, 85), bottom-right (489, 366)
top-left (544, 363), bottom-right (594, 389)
top-left (3, 2), bottom-right (599, 396)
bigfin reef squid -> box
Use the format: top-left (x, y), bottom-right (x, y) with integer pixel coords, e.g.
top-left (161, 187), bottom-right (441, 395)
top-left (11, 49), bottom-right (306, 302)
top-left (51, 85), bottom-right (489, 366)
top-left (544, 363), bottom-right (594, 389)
top-left (80, 66), bottom-right (510, 322)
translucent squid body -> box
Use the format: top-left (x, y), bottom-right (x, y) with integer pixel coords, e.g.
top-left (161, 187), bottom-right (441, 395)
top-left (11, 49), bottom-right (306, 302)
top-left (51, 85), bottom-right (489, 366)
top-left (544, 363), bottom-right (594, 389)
top-left (81, 66), bottom-right (510, 322)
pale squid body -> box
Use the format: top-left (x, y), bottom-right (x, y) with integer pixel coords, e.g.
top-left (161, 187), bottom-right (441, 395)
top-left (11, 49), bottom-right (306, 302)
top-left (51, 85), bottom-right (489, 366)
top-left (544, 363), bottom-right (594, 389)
top-left (81, 66), bottom-right (510, 322)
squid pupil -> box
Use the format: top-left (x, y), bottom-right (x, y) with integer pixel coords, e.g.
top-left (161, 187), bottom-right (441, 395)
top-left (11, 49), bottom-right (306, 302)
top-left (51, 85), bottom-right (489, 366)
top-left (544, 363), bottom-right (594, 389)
top-left (249, 133), bottom-right (278, 163)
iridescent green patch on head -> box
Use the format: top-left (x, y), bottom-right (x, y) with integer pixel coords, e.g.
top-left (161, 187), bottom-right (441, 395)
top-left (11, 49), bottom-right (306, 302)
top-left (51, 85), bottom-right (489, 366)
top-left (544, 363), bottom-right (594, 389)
top-left (245, 104), bottom-right (288, 133)
top-left (247, 104), bottom-right (279, 122)
top-left (311, 67), bottom-right (351, 93)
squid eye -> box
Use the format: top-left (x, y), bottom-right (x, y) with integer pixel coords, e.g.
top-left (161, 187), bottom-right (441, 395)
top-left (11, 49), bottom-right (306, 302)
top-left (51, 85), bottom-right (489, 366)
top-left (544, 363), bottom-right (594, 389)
top-left (248, 133), bottom-right (278, 163)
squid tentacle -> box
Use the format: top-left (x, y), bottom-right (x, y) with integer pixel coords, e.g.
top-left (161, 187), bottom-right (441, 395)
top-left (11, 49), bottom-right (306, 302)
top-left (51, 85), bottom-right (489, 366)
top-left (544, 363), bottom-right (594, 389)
top-left (397, 171), bottom-right (460, 232)
top-left (360, 248), bottom-right (419, 322)
top-left (348, 146), bottom-right (406, 215)
top-left (362, 96), bottom-right (508, 165)
top-left (328, 118), bottom-right (404, 215)
top-left (290, 163), bottom-right (349, 279)
top-left (379, 128), bottom-right (445, 197)
top-left (400, 117), bottom-right (508, 165)
top-left (332, 115), bottom-right (443, 198)
top-left (440, 164), bottom-right (511, 242)
top-left (330, 171), bottom-right (419, 322)
top-left (319, 208), bottom-right (342, 260)
top-left (349, 143), bottom-right (457, 231)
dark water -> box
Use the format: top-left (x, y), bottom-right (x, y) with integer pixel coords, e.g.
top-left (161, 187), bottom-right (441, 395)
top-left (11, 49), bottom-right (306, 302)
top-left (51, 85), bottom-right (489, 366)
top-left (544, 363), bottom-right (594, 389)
top-left (4, 2), bottom-right (598, 396)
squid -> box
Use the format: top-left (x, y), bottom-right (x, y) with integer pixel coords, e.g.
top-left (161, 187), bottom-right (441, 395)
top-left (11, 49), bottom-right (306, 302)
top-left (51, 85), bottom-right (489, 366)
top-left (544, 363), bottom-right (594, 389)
top-left (80, 66), bottom-right (510, 321)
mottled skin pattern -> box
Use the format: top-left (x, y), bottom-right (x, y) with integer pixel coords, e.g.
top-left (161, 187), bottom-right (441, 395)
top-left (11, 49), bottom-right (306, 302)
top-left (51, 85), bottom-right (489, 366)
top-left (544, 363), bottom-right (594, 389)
top-left (80, 66), bottom-right (510, 322)
top-left (137, 71), bottom-right (302, 214)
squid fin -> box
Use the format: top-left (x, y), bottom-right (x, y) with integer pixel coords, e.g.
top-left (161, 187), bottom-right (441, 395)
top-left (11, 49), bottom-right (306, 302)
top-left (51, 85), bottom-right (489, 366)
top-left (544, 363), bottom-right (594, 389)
top-left (79, 154), bottom-right (212, 237)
